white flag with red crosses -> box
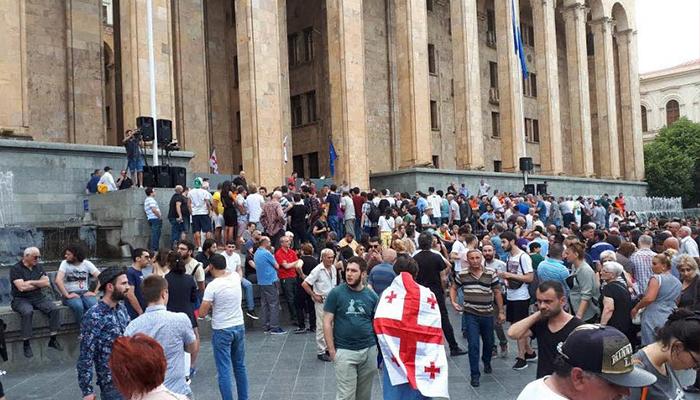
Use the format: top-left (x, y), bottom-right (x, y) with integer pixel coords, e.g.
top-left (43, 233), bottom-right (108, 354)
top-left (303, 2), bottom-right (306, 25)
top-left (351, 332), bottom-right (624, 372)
top-left (374, 272), bottom-right (449, 398)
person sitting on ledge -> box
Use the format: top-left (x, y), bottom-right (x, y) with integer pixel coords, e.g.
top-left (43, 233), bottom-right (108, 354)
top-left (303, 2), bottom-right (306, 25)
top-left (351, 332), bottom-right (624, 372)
top-left (55, 244), bottom-right (101, 323)
top-left (10, 247), bottom-right (63, 358)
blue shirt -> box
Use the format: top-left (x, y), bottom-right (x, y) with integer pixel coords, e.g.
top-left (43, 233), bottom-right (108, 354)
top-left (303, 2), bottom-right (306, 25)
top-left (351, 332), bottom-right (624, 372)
top-left (537, 200), bottom-right (547, 220)
top-left (368, 263), bottom-right (396, 296)
top-left (537, 258), bottom-right (571, 297)
top-left (533, 237), bottom-right (550, 259)
top-left (125, 305), bottom-right (196, 396)
top-left (125, 266), bottom-right (146, 319)
top-left (588, 242), bottom-right (615, 264)
top-left (416, 197), bottom-right (428, 214)
top-left (254, 248), bottom-right (278, 285)
top-left (517, 203), bottom-right (530, 215)
top-left (440, 199), bottom-right (450, 220)
top-left (77, 301), bottom-right (131, 396)
top-left (491, 235), bottom-right (509, 262)
top-left (86, 175), bottom-right (100, 193)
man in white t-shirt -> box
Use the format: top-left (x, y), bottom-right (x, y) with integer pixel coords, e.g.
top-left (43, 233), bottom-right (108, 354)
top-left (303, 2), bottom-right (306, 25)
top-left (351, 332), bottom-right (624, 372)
top-left (221, 240), bottom-right (257, 320)
top-left (516, 325), bottom-right (656, 400)
top-left (98, 166), bottom-right (117, 191)
top-left (188, 178), bottom-right (212, 249)
top-left (198, 254), bottom-right (249, 400)
top-left (302, 248), bottom-right (338, 362)
top-left (490, 190), bottom-right (504, 213)
top-left (245, 184), bottom-right (265, 231)
top-left (426, 187), bottom-right (442, 225)
top-left (679, 226), bottom-right (700, 265)
top-left (478, 179), bottom-right (490, 197)
top-left (497, 231), bottom-right (536, 370)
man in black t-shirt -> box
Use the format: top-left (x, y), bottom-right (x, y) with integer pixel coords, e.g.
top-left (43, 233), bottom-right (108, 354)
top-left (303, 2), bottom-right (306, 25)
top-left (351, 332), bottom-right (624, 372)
top-left (288, 193), bottom-right (309, 248)
top-left (413, 233), bottom-right (466, 357)
top-left (507, 281), bottom-right (583, 378)
top-left (168, 185), bottom-right (188, 246)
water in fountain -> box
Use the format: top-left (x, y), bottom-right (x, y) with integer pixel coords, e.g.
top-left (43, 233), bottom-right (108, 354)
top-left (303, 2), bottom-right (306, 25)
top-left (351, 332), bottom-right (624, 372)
top-left (0, 172), bottom-right (16, 227)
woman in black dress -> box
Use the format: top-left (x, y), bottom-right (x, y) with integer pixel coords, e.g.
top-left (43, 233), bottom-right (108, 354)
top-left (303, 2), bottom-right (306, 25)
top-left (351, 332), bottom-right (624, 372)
top-left (165, 257), bottom-right (200, 374)
top-left (221, 180), bottom-right (238, 245)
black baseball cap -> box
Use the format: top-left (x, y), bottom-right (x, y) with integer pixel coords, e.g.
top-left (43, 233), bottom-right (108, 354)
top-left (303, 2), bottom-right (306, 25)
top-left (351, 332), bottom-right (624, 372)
top-left (98, 266), bottom-right (127, 288)
top-left (558, 324), bottom-right (656, 388)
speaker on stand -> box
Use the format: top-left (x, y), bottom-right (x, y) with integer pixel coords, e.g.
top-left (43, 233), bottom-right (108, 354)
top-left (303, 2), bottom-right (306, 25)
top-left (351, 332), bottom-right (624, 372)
top-left (171, 166), bottom-right (187, 187)
top-left (136, 116), bottom-right (155, 142)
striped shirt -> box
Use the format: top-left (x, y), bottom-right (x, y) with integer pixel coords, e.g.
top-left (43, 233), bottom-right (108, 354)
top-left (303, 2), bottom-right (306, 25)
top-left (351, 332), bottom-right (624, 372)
top-left (454, 267), bottom-right (500, 316)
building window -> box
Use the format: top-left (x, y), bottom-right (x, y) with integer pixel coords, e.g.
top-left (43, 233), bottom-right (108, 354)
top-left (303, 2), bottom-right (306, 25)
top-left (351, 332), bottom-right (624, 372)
top-left (491, 112), bottom-right (500, 138)
top-left (309, 152), bottom-right (319, 178)
top-left (293, 155), bottom-right (304, 178)
top-left (233, 56), bottom-right (239, 88)
top-left (106, 106), bottom-right (111, 128)
top-left (432, 155), bottom-right (440, 168)
top-left (430, 100), bottom-right (439, 130)
top-left (428, 44), bottom-right (437, 74)
top-left (520, 23), bottom-right (535, 47)
top-left (235, 111), bottom-right (241, 141)
top-left (291, 95), bottom-right (303, 127)
top-left (523, 72), bottom-right (537, 97)
top-left (666, 100), bottom-right (680, 126)
top-left (494, 160), bottom-right (502, 172)
top-left (586, 32), bottom-right (594, 56)
top-left (489, 61), bottom-right (498, 89)
top-left (641, 105), bottom-right (648, 132)
top-left (306, 91), bottom-right (317, 122)
top-left (525, 118), bottom-right (540, 143)
top-left (288, 34), bottom-right (299, 66)
top-left (303, 28), bottom-right (314, 62)
top-left (426, 0), bottom-right (433, 12)
top-left (486, 9), bottom-right (496, 48)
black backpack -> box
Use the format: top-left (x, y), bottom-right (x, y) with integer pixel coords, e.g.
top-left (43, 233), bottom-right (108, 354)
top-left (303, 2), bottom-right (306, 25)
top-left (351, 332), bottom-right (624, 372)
top-left (367, 202), bottom-right (381, 223)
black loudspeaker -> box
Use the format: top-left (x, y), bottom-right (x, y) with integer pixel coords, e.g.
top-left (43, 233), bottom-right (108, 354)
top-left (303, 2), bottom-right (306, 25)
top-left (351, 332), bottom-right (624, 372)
top-left (155, 166), bottom-right (173, 188)
top-left (524, 184), bottom-right (536, 195)
top-left (171, 166), bottom-right (187, 187)
top-left (142, 166), bottom-right (156, 187)
top-left (156, 119), bottom-right (172, 145)
top-left (519, 157), bottom-right (533, 172)
top-left (536, 183), bottom-right (548, 195)
top-left (137, 116), bottom-right (155, 141)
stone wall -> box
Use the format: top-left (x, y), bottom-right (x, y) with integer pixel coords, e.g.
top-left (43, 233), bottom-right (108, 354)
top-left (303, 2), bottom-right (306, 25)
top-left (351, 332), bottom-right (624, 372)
top-left (0, 139), bottom-right (192, 226)
top-left (370, 167), bottom-right (648, 197)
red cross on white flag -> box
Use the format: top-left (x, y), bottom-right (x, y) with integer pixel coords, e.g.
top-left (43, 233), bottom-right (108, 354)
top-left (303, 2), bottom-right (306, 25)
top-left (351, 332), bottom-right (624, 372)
top-left (373, 272), bottom-right (449, 398)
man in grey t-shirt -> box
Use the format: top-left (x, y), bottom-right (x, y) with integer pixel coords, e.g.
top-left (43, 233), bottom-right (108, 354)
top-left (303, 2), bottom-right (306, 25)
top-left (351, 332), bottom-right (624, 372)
top-left (125, 275), bottom-right (198, 397)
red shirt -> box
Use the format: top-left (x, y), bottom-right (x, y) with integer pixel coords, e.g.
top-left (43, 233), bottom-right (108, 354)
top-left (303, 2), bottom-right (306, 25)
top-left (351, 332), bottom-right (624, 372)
top-left (352, 195), bottom-right (364, 219)
top-left (274, 247), bottom-right (298, 279)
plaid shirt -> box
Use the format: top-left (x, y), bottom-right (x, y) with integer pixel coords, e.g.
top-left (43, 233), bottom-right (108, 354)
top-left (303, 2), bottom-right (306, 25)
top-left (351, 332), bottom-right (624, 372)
top-left (630, 248), bottom-right (657, 295)
top-left (362, 202), bottom-right (378, 228)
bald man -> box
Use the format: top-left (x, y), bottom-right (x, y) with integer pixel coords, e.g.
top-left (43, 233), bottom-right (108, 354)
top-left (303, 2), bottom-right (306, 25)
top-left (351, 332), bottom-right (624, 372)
top-left (664, 236), bottom-right (681, 279)
top-left (367, 249), bottom-right (397, 295)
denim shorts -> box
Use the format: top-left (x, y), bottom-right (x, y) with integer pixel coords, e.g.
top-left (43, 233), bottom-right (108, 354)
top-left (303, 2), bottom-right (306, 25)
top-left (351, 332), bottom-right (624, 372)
top-left (127, 157), bottom-right (144, 172)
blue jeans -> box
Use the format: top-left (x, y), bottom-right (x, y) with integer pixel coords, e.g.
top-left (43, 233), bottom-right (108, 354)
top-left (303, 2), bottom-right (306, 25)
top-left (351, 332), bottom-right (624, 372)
top-left (169, 217), bottom-right (185, 246)
top-left (100, 385), bottom-right (123, 400)
top-left (63, 294), bottom-right (98, 322)
top-left (381, 365), bottom-right (429, 400)
top-left (328, 215), bottom-right (343, 238)
top-left (148, 218), bottom-right (162, 252)
top-left (464, 313), bottom-right (495, 378)
top-left (212, 325), bottom-right (248, 400)
top-left (241, 278), bottom-right (254, 311)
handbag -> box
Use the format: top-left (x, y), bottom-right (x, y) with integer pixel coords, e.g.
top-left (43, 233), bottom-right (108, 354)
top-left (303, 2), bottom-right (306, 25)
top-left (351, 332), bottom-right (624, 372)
top-left (506, 254), bottom-right (526, 290)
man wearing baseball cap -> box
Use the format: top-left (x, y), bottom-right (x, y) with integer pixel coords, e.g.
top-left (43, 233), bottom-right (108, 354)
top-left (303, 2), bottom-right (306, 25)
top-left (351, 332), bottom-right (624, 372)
top-left (517, 324), bottom-right (656, 400)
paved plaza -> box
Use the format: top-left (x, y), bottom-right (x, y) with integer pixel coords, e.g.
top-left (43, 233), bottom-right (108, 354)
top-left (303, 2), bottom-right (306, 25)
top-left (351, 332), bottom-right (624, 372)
top-left (4, 308), bottom-right (699, 400)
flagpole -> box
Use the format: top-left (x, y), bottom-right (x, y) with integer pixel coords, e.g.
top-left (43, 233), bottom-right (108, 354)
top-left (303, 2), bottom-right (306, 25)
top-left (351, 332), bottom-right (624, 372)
top-left (146, 0), bottom-right (159, 166)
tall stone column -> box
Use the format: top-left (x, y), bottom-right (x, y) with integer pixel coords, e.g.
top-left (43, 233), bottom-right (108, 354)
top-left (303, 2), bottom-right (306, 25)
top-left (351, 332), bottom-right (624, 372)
top-left (118, 0), bottom-right (176, 141)
top-left (394, 0), bottom-right (432, 168)
top-left (327, 0), bottom-right (369, 188)
top-left (532, 0), bottom-right (563, 175)
top-left (561, 2), bottom-right (594, 177)
top-left (590, 16), bottom-right (620, 179)
top-left (171, 0), bottom-right (210, 172)
top-left (0, 0), bottom-right (27, 133)
top-left (451, 0), bottom-right (484, 170)
top-left (615, 28), bottom-right (644, 180)
top-left (236, 0), bottom-right (289, 188)
top-left (495, 0), bottom-right (525, 172)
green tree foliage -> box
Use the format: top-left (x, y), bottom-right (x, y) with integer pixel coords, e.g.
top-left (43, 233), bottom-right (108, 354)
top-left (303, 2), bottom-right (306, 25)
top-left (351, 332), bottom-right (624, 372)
top-left (644, 117), bottom-right (700, 207)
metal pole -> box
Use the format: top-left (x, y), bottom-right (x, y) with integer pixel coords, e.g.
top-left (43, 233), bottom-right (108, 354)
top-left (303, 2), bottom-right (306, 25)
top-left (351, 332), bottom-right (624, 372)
top-left (146, 0), bottom-right (159, 165)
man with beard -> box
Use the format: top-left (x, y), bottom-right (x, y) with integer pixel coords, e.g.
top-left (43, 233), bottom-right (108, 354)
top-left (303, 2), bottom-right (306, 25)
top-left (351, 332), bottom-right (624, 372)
top-left (323, 257), bottom-right (379, 400)
top-left (507, 281), bottom-right (583, 378)
top-left (483, 244), bottom-right (509, 358)
top-left (78, 267), bottom-right (132, 400)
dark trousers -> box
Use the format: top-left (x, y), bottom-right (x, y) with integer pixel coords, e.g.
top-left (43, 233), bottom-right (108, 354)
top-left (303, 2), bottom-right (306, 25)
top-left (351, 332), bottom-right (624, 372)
top-left (464, 313), bottom-right (495, 378)
top-left (429, 286), bottom-right (459, 350)
top-left (295, 279), bottom-right (315, 330)
top-left (11, 297), bottom-right (60, 340)
top-left (148, 218), bottom-right (162, 252)
top-left (279, 278), bottom-right (298, 322)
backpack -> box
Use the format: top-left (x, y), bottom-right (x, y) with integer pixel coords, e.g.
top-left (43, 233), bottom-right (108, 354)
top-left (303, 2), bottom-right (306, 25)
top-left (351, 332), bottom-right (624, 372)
top-left (367, 202), bottom-right (381, 223)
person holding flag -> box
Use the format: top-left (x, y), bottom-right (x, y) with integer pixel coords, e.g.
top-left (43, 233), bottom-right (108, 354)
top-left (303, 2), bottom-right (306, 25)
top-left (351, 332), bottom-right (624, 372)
top-left (374, 254), bottom-right (450, 399)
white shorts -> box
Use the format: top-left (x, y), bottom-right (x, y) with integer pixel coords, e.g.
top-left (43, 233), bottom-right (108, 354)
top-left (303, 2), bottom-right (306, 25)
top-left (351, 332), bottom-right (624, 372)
top-left (213, 214), bottom-right (224, 229)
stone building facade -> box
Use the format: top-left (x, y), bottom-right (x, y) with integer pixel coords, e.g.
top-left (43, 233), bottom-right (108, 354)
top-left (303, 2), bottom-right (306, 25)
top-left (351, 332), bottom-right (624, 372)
top-left (0, 0), bottom-right (644, 189)
top-left (639, 59), bottom-right (700, 142)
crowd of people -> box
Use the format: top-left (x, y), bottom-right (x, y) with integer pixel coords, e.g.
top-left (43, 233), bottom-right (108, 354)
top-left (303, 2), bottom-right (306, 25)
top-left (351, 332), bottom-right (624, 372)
top-left (11, 175), bottom-right (700, 399)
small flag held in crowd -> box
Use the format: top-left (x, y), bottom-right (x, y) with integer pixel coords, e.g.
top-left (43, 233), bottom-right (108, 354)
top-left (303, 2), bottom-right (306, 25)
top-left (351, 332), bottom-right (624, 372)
top-left (329, 141), bottom-right (338, 177)
top-left (209, 149), bottom-right (219, 174)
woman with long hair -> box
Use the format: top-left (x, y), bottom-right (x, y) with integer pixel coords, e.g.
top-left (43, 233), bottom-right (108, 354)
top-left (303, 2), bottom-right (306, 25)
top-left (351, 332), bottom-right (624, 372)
top-left (564, 242), bottom-right (600, 323)
top-left (164, 256), bottom-right (200, 376)
top-left (220, 180), bottom-right (237, 245)
top-left (630, 309), bottom-right (700, 399)
top-left (110, 334), bottom-right (186, 399)
top-left (677, 255), bottom-right (700, 393)
top-left (152, 249), bottom-right (173, 277)
top-left (631, 252), bottom-right (682, 346)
